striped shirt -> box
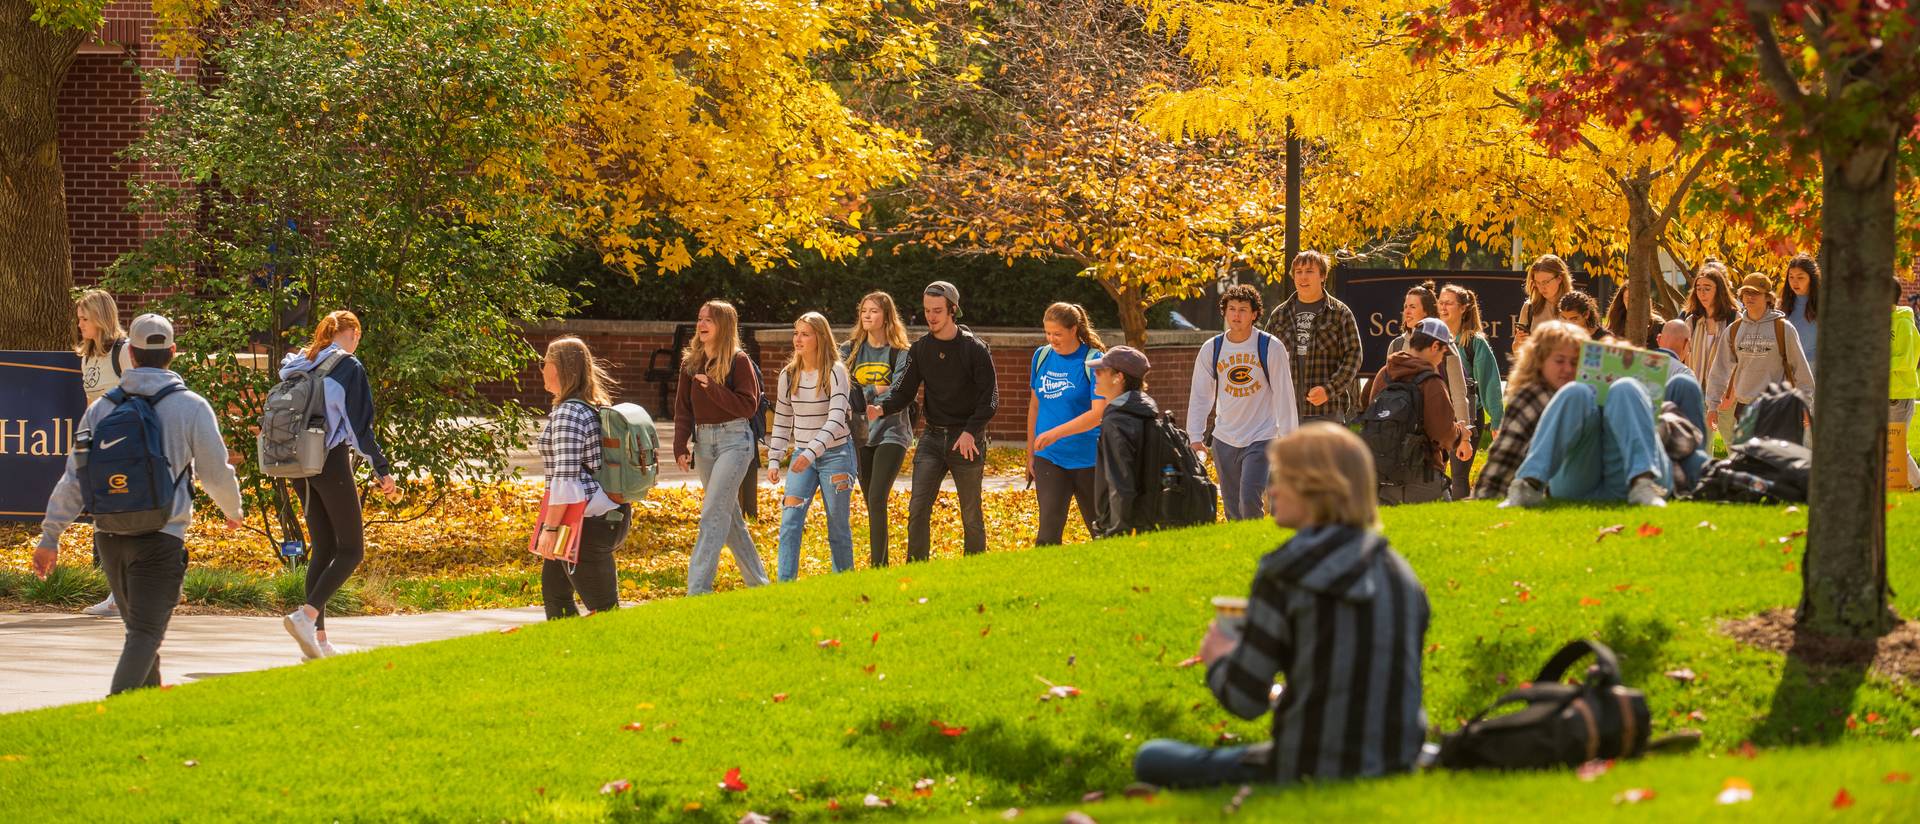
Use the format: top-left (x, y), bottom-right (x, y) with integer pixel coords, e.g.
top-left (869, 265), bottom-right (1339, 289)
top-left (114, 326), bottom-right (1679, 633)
top-left (1207, 525), bottom-right (1430, 782)
top-left (769, 363), bottom-right (852, 466)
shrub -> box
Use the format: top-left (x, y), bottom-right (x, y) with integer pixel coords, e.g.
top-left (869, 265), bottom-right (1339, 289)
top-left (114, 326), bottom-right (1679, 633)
top-left (181, 568), bottom-right (270, 610)
top-left (19, 566), bottom-right (108, 607)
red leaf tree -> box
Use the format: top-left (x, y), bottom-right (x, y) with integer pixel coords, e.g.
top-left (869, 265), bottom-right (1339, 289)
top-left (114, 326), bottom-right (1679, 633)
top-left (1421, 1), bottom-right (1919, 637)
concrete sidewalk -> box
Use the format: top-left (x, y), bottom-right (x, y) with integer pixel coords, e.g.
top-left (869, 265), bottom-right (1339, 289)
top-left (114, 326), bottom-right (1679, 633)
top-left (0, 607), bottom-right (546, 714)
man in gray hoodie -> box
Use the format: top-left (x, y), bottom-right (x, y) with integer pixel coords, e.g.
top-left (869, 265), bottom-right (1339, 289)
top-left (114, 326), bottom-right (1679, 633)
top-left (33, 314), bottom-right (245, 695)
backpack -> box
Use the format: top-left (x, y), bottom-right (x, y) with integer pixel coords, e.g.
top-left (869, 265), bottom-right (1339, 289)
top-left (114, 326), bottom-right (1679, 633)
top-left (1737, 382), bottom-right (1812, 446)
top-left (1204, 331), bottom-right (1276, 446)
top-left (1689, 437), bottom-right (1811, 503)
top-left (566, 399), bottom-right (661, 503)
top-left (1123, 407), bottom-right (1218, 532)
top-left (1437, 639), bottom-right (1651, 771)
top-left (78, 385), bottom-right (188, 536)
top-left (1359, 369), bottom-right (1442, 484)
top-left (258, 351), bottom-right (348, 479)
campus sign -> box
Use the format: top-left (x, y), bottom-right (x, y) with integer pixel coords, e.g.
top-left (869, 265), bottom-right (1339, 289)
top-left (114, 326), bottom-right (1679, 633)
top-left (0, 352), bottom-right (87, 522)
top-left (1334, 268), bottom-right (1601, 376)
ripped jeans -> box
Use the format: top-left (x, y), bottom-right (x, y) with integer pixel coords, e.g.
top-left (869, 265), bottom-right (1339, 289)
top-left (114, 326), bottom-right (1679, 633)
top-left (775, 440), bottom-right (857, 582)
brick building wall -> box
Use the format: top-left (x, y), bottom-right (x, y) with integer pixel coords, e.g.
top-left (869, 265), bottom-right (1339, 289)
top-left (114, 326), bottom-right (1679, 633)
top-left (481, 321), bottom-right (1211, 443)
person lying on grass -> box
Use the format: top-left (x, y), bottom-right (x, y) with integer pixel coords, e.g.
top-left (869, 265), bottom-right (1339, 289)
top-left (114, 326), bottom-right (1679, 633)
top-left (1133, 423), bottom-right (1431, 788)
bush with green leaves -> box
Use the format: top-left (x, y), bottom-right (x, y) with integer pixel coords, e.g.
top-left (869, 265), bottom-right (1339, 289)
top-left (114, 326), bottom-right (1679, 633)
top-left (180, 567), bottom-right (270, 610)
top-left (107, 0), bottom-right (573, 506)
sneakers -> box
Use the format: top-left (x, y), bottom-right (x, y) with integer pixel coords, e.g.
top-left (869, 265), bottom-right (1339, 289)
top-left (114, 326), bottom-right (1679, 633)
top-left (301, 640), bottom-right (342, 663)
top-left (82, 594), bottom-right (118, 617)
top-left (1628, 474), bottom-right (1669, 507)
top-left (1499, 478), bottom-right (1545, 509)
top-left (282, 609), bottom-right (324, 660)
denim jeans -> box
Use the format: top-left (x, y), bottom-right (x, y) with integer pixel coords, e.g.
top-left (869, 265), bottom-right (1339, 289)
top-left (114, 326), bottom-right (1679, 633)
top-left (1516, 377), bottom-right (1670, 500)
top-left (689, 420), bottom-right (770, 595)
top-left (97, 531), bottom-right (188, 695)
top-left (1133, 740), bottom-right (1266, 788)
top-left (1214, 439), bottom-right (1271, 520)
top-left (776, 440), bottom-right (856, 581)
top-left (907, 428), bottom-right (987, 561)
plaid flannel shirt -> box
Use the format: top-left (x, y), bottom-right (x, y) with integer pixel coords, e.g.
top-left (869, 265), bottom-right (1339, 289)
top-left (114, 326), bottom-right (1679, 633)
top-left (1472, 382), bottom-right (1555, 500)
top-left (1265, 294), bottom-right (1362, 420)
top-left (538, 400), bottom-right (604, 505)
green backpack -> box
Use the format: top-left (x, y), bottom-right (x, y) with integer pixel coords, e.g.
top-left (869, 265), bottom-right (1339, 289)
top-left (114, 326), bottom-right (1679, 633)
top-left (567, 400), bottom-right (661, 503)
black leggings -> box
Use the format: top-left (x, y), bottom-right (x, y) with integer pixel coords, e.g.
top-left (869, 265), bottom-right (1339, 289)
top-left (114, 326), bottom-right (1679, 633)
top-left (856, 441), bottom-right (908, 566)
top-left (542, 504), bottom-right (632, 619)
top-left (1033, 456), bottom-right (1096, 546)
top-left (299, 443), bottom-right (363, 631)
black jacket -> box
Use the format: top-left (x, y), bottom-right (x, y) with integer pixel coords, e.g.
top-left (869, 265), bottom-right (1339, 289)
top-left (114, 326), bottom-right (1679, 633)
top-left (1093, 390), bottom-right (1158, 537)
top-left (879, 326), bottom-right (997, 439)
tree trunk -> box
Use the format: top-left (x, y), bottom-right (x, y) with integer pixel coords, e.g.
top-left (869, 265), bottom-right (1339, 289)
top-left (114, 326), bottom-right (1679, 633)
top-left (1093, 273), bottom-right (1151, 350)
top-left (0, 7), bottom-right (85, 351)
top-left (1797, 132), bottom-right (1900, 638)
top-left (1621, 179), bottom-right (1659, 346)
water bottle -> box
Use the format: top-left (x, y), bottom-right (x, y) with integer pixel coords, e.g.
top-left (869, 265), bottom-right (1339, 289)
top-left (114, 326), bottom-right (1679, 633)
top-left (1161, 463), bottom-right (1178, 491)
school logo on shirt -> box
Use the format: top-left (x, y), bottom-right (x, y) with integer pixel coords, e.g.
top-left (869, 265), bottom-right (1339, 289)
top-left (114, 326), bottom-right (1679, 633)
top-left (1219, 353), bottom-right (1265, 398)
top-left (852, 361), bottom-right (892, 387)
top-left (1038, 369), bottom-right (1077, 399)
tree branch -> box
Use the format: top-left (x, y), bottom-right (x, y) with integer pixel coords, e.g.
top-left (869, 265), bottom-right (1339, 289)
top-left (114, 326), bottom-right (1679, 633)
top-left (1655, 144), bottom-right (1723, 229)
top-left (1746, 5), bottom-right (1809, 109)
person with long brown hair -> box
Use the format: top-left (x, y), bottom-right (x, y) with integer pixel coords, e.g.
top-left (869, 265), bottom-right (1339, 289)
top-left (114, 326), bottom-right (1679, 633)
top-left (535, 336), bottom-right (632, 618)
top-left (768, 311), bottom-right (855, 581)
top-left (278, 310), bottom-right (396, 659)
top-left (1779, 254), bottom-right (1819, 372)
top-left (1513, 255), bottom-right (1573, 348)
top-left (841, 291), bottom-right (913, 565)
top-left (1026, 302), bottom-right (1109, 545)
top-left (1437, 283), bottom-right (1505, 499)
top-left (1684, 261), bottom-right (1739, 447)
top-left (72, 289), bottom-right (131, 617)
top-left (675, 300), bottom-right (771, 594)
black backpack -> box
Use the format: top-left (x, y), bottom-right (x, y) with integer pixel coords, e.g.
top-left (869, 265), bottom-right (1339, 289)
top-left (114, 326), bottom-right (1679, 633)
top-left (1125, 408), bottom-right (1218, 531)
top-left (1437, 639), bottom-right (1651, 771)
top-left (1689, 437), bottom-right (1811, 503)
top-left (1738, 381), bottom-right (1812, 445)
top-left (1359, 370), bottom-right (1441, 483)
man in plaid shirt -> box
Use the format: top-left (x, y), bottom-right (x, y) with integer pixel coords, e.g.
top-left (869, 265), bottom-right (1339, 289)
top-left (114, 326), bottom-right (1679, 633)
top-left (1265, 251), bottom-right (1362, 425)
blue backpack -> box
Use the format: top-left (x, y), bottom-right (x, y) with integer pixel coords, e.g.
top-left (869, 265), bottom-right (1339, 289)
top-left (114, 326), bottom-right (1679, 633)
top-left (79, 385), bottom-right (187, 536)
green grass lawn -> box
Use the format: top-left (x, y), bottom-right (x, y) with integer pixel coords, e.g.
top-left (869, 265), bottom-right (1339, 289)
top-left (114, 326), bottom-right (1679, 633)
top-left (2, 500), bottom-right (1917, 821)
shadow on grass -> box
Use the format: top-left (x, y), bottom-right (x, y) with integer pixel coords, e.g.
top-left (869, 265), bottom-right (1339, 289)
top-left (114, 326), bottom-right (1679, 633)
top-left (1744, 620), bottom-right (1881, 747)
top-left (1457, 612), bottom-right (1676, 690)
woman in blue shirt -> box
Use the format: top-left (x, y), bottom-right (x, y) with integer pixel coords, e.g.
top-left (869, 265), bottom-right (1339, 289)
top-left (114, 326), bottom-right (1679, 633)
top-left (1779, 254), bottom-right (1818, 373)
top-left (1027, 303), bottom-right (1108, 545)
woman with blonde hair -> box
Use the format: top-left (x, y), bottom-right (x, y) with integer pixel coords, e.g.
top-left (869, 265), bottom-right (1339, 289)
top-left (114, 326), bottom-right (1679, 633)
top-left (72, 289), bottom-right (131, 617)
top-left (674, 300), bottom-right (771, 594)
top-left (1513, 255), bottom-right (1574, 348)
top-left (1027, 302), bottom-right (1109, 545)
top-left (841, 291), bottom-right (913, 565)
top-left (535, 336), bottom-right (632, 618)
top-left (278, 310), bottom-right (396, 659)
top-left (768, 312), bottom-right (855, 580)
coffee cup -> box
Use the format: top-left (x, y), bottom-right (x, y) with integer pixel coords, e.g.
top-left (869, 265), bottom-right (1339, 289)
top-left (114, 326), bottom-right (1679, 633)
top-left (1211, 595), bottom-right (1248, 641)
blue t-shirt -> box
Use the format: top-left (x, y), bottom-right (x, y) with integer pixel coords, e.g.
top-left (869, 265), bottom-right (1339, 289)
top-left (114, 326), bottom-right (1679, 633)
top-left (1031, 344), bottom-right (1100, 470)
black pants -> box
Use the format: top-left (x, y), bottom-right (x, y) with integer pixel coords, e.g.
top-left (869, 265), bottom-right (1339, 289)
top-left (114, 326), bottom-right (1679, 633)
top-left (856, 441), bottom-right (908, 566)
top-left (96, 531), bottom-right (187, 695)
top-left (1033, 456), bottom-right (1096, 546)
top-left (907, 428), bottom-right (987, 561)
top-left (298, 443), bottom-right (362, 631)
top-left (1449, 453), bottom-right (1474, 500)
top-left (542, 504), bottom-right (632, 619)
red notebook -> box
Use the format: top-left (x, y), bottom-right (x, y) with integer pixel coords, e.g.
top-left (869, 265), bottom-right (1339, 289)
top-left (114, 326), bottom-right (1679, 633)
top-left (527, 489), bottom-right (587, 564)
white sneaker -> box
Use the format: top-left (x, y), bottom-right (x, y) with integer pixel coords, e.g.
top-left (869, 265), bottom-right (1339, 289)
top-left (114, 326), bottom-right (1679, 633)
top-left (317, 640), bottom-right (341, 658)
top-left (283, 610), bottom-right (324, 660)
top-left (82, 594), bottom-right (118, 617)
top-left (1499, 478), bottom-right (1545, 509)
top-left (1628, 475), bottom-right (1668, 507)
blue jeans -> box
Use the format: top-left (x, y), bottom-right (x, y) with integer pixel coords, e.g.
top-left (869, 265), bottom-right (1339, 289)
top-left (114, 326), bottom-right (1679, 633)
top-left (1134, 740), bottom-right (1267, 788)
top-left (1214, 439), bottom-right (1271, 520)
top-left (776, 440), bottom-right (856, 582)
top-left (1516, 377), bottom-right (1670, 500)
top-left (689, 420), bottom-right (770, 595)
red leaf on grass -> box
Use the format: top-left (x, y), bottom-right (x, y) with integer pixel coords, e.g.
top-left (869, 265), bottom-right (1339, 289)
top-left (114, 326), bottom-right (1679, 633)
top-left (1613, 583), bottom-right (1634, 592)
top-left (913, 778), bottom-right (936, 797)
top-left (622, 722), bottom-right (645, 731)
top-left (669, 736), bottom-right (683, 744)
top-left (1579, 597), bottom-right (1603, 607)
top-left (600, 779), bottom-right (631, 795)
top-left (1576, 759), bottom-right (1613, 782)
top-left (498, 626), bottom-right (521, 635)
top-left (1847, 714), bottom-right (1860, 730)
top-left (1123, 783), bottom-right (1158, 799)
top-left (862, 664), bottom-right (877, 674)
top-left (827, 799), bottom-right (841, 811)
top-left (1734, 741), bottom-right (1759, 759)
top-left (1176, 655), bottom-right (1204, 668)
top-left (871, 632), bottom-right (880, 647)
top-left (817, 638), bottom-right (841, 649)
top-left (1784, 561), bottom-right (1798, 572)
top-left (1612, 788), bottom-right (1656, 805)
top-left (1885, 772), bottom-right (1912, 784)
top-left (720, 767), bottom-right (747, 792)
top-left (1866, 712), bottom-right (1883, 723)
top-left (772, 693), bottom-right (788, 703)
top-left (1637, 523), bottom-right (1663, 538)
top-left (1517, 590), bottom-right (1534, 603)
top-left (1832, 788), bottom-right (1854, 809)
top-left (931, 720), bottom-right (968, 737)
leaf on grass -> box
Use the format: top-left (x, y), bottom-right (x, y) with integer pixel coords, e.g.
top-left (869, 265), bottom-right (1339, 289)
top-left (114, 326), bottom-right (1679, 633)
top-left (1784, 505), bottom-right (1800, 514)
top-left (0, 755), bottom-right (23, 763)
top-left (1846, 714), bottom-right (1860, 730)
top-left (862, 664), bottom-right (878, 675)
top-left (931, 720), bottom-right (968, 737)
top-left (622, 722), bottom-right (645, 731)
top-left (817, 639), bottom-right (841, 649)
top-left (1579, 597), bottom-right (1603, 607)
top-left (1865, 712), bottom-right (1882, 723)
top-left (863, 794), bottom-right (894, 808)
top-left (1885, 772), bottom-right (1912, 784)
top-left (1216, 731), bottom-right (1240, 744)
top-left (1177, 655), bottom-right (1204, 668)
top-left (772, 693), bottom-right (788, 704)
top-left (1596, 524), bottom-right (1626, 542)
top-left (871, 632), bottom-right (880, 647)
top-left (1517, 589), bottom-right (1534, 603)
top-left (1081, 790), bottom-right (1106, 803)
top-left (1123, 783), bottom-right (1157, 799)
top-left (1783, 562), bottom-right (1797, 573)
top-left (1697, 520), bottom-right (1717, 530)
top-left (497, 626), bottom-right (521, 635)
top-left (683, 802), bottom-right (702, 812)
top-left (669, 736), bottom-right (683, 744)
top-left (1612, 788), bottom-right (1656, 805)
top-left (913, 778), bottom-right (936, 797)
top-left (1224, 784), bottom-right (1254, 814)
top-left (1489, 521), bottom-right (1512, 530)
top-left (1664, 668), bottom-right (1697, 683)
top-left (599, 779), bottom-right (631, 795)
top-left (1832, 788), bottom-right (1854, 809)
top-left (981, 626), bottom-right (991, 637)
top-left (1044, 685), bottom-right (1081, 700)
top-left (827, 798), bottom-right (841, 811)
top-left (720, 767), bottom-right (747, 792)
top-left (1063, 812), bottom-right (1098, 824)
top-left (1715, 778), bottom-right (1753, 805)
top-left (1734, 741), bottom-right (1758, 759)
top-left (182, 760), bottom-right (198, 768)
top-left (1613, 583), bottom-right (1634, 592)
top-left (1637, 523), bottom-right (1663, 538)
top-left (1688, 710), bottom-right (1708, 723)
top-left (740, 813), bottom-right (775, 824)
top-left (1000, 808), bottom-right (1022, 820)
top-left (1576, 759), bottom-right (1613, 782)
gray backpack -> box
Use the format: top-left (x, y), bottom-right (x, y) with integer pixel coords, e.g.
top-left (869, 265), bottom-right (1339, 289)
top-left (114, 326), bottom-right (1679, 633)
top-left (258, 352), bottom-right (347, 478)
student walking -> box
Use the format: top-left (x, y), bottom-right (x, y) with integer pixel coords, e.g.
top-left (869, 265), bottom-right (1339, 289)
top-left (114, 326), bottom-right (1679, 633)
top-left (1386, 282), bottom-right (1471, 432)
top-left (767, 312), bottom-right (856, 581)
top-left (1705, 274), bottom-right (1815, 439)
top-left (1265, 251), bottom-right (1360, 426)
top-left (72, 289), bottom-right (131, 617)
top-left (1192, 284), bottom-right (1299, 519)
top-left (676, 300), bottom-right (772, 594)
top-left (535, 337), bottom-right (632, 619)
top-left (1088, 347), bottom-right (1158, 537)
top-left (1027, 302), bottom-right (1108, 545)
top-left (841, 292), bottom-right (914, 566)
top-left (874, 281), bottom-right (998, 561)
top-left (1514, 254), bottom-right (1573, 348)
top-left (1363, 319), bottom-right (1474, 504)
top-left (1685, 261), bottom-right (1740, 448)
top-left (1892, 294), bottom-right (1919, 490)
top-left (33, 314), bottom-right (246, 695)
top-left (1438, 284), bottom-right (1504, 499)
top-left (1780, 255), bottom-right (1819, 373)
top-left (1133, 423), bottom-right (1430, 788)
top-left (278, 310), bottom-right (397, 659)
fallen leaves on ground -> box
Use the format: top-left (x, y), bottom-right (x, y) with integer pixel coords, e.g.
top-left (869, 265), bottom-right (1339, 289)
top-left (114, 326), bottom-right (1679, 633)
top-left (1612, 788), bottom-right (1655, 805)
top-left (1595, 524), bottom-right (1626, 542)
top-left (719, 768), bottom-right (747, 792)
top-left (1576, 759), bottom-right (1612, 782)
top-left (1832, 788), bottom-right (1855, 809)
top-left (599, 779), bottom-right (631, 795)
top-left (1637, 523), bottom-right (1663, 538)
top-left (1715, 777), bottom-right (1753, 805)
top-left (931, 720), bottom-right (969, 737)
top-left (1665, 668), bottom-right (1697, 683)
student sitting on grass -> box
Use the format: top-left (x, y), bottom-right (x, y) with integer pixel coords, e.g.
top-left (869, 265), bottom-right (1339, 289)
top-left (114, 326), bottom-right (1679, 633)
top-left (1475, 321), bottom-right (1705, 508)
top-left (1133, 423), bottom-right (1430, 788)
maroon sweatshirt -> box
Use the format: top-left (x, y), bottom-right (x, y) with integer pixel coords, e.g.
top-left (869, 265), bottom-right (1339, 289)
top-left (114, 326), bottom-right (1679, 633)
top-left (673, 350), bottom-right (762, 459)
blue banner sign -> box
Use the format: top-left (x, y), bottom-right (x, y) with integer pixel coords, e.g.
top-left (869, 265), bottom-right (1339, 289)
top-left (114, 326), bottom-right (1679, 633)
top-left (1333, 268), bottom-right (1601, 376)
top-left (1, 351), bottom-right (87, 522)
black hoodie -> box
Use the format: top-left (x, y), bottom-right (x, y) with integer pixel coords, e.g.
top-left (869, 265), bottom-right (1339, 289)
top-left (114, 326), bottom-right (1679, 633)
top-left (1093, 390), bottom-right (1158, 536)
